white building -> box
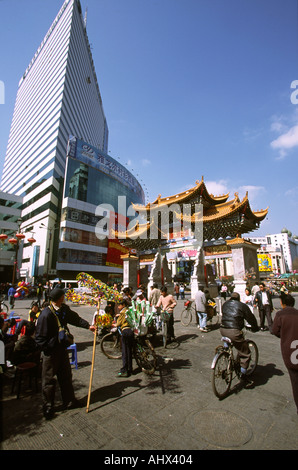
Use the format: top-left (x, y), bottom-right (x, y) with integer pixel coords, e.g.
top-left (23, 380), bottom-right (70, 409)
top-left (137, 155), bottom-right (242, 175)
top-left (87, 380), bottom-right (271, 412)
top-left (248, 231), bottom-right (298, 273)
top-left (0, 0), bottom-right (115, 281)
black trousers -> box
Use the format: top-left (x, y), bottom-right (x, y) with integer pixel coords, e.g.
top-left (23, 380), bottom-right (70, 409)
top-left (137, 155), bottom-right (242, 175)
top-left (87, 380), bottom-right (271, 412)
top-left (121, 328), bottom-right (134, 373)
top-left (41, 347), bottom-right (75, 411)
top-left (167, 312), bottom-right (175, 339)
top-left (288, 368), bottom-right (298, 414)
top-left (259, 305), bottom-right (273, 331)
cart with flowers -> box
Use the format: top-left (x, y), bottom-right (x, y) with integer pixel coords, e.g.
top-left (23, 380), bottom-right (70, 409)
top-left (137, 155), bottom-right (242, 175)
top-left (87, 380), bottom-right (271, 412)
top-left (100, 297), bottom-right (157, 374)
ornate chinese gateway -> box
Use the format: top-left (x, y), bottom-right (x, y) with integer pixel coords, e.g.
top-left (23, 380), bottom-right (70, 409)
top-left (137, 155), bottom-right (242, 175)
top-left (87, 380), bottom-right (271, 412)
top-left (116, 177), bottom-right (268, 298)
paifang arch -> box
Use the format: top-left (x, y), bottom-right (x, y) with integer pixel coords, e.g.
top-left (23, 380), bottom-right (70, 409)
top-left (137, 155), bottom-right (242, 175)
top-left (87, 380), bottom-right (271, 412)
top-left (114, 176), bottom-right (268, 252)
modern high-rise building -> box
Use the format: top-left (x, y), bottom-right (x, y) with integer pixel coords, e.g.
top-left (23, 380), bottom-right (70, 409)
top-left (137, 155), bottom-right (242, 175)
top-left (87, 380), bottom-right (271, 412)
top-left (0, 0), bottom-right (144, 283)
top-left (249, 231), bottom-right (298, 273)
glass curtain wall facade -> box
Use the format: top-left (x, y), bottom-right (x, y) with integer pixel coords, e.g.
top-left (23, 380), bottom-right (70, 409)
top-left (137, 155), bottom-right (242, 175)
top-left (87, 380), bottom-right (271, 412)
top-left (0, 0), bottom-right (109, 280)
top-left (57, 137), bottom-right (145, 282)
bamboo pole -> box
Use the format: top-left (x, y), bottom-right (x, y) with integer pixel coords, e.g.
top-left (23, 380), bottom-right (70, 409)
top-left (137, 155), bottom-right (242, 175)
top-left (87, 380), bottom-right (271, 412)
top-left (86, 300), bottom-right (100, 413)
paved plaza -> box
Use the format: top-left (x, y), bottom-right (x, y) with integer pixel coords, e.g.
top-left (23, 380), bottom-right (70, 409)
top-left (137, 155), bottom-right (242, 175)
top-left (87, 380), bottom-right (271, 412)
top-left (1, 293), bottom-right (298, 452)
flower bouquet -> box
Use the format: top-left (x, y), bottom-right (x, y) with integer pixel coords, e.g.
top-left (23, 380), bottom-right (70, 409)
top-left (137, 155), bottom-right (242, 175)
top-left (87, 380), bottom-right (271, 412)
top-left (126, 299), bottom-right (154, 336)
top-left (96, 313), bottom-right (113, 329)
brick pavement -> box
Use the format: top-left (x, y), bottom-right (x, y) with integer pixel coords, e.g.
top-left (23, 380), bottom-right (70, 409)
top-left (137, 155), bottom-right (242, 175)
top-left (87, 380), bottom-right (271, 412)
top-left (1, 294), bottom-right (298, 451)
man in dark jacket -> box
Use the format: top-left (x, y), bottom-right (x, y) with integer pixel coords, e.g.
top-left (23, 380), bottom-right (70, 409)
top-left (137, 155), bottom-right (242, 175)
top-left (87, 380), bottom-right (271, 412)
top-left (221, 292), bottom-right (259, 383)
top-left (254, 282), bottom-right (274, 332)
top-left (272, 293), bottom-right (298, 414)
top-left (35, 288), bottom-right (94, 419)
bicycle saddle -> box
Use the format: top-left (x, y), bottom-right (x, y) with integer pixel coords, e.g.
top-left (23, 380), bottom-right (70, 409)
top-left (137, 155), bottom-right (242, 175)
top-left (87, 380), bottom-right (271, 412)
top-left (221, 336), bottom-right (232, 344)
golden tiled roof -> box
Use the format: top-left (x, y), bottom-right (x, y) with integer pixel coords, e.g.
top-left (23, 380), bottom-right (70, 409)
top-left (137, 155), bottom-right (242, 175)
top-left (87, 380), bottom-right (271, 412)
top-left (132, 176), bottom-right (229, 212)
top-left (203, 192), bottom-right (268, 222)
top-left (115, 181), bottom-right (268, 247)
top-left (172, 192), bottom-right (268, 223)
top-left (226, 237), bottom-right (260, 247)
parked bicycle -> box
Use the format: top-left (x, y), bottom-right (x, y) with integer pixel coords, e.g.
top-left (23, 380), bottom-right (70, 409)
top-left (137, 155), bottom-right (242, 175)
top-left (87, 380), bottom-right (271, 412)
top-left (180, 300), bottom-right (219, 327)
top-left (100, 328), bottom-right (157, 375)
top-left (211, 334), bottom-right (259, 399)
top-left (0, 295), bottom-right (9, 314)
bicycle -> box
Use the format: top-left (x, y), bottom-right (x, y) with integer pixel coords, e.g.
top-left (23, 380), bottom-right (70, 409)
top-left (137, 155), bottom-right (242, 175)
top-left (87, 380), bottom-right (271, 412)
top-left (100, 328), bottom-right (157, 375)
top-left (180, 300), bottom-right (219, 327)
top-left (0, 295), bottom-right (9, 314)
top-left (211, 334), bottom-right (259, 399)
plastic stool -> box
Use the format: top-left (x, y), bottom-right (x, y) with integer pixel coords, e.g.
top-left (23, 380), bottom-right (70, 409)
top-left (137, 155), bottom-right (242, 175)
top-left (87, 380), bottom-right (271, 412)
top-left (11, 362), bottom-right (39, 399)
top-left (8, 311), bottom-right (21, 320)
top-left (9, 319), bottom-right (22, 335)
top-left (67, 343), bottom-right (78, 369)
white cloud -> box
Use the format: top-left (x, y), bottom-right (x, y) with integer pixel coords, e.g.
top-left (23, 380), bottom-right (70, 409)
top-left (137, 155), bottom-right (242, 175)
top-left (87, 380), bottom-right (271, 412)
top-left (142, 159), bottom-right (151, 167)
top-left (285, 186), bottom-right (298, 198)
top-left (237, 185), bottom-right (266, 202)
top-left (270, 121), bottom-right (285, 133)
top-left (270, 111), bottom-right (298, 159)
top-left (271, 124), bottom-right (298, 150)
top-left (179, 180), bottom-right (266, 209)
top-left (205, 180), bottom-right (229, 196)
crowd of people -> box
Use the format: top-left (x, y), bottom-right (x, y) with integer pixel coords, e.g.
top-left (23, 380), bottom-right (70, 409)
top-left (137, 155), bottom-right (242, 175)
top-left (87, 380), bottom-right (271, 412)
top-left (1, 278), bottom-right (298, 418)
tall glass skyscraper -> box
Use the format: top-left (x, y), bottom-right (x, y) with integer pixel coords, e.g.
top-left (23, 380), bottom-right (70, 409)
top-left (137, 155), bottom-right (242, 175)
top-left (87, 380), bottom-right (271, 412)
top-left (0, 0), bottom-right (141, 282)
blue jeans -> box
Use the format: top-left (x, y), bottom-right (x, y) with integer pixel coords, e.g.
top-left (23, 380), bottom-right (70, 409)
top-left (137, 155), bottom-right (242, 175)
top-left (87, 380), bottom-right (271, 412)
top-left (197, 311), bottom-right (207, 329)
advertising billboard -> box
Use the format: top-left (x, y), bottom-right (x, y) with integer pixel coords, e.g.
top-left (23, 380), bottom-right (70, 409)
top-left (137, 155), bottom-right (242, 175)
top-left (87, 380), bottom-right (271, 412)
top-left (257, 254), bottom-right (273, 272)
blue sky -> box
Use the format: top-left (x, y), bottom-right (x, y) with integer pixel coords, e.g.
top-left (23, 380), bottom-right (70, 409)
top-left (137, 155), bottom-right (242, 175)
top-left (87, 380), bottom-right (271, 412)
top-left (0, 0), bottom-right (298, 237)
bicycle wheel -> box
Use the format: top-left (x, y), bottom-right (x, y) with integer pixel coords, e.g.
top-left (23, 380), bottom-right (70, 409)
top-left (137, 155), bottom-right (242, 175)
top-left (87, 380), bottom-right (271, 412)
top-left (180, 308), bottom-right (192, 326)
top-left (246, 340), bottom-right (259, 376)
top-left (211, 350), bottom-right (232, 399)
top-left (0, 302), bottom-right (9, 314)
top-left (134, 338), bottom-right (157, 375)
top-left (100, 332), bottom-right (122, 359)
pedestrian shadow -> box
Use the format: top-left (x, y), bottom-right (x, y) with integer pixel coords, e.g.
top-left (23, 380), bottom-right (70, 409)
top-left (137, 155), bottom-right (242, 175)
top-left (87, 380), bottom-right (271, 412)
top-left (84, 378), bottom-right (143, 412)
top-left (1, 374), bottom-right (44, 440)
top-left (76, 341), bottom-right (95, 352)
top-left (208, 323), bottom-right (221, 331)
top-left (87, 356), bottom-right (193, 411)
top-left (218, 362), bottom-right (284, 400)
top-left (145, 357), bottom-right (192, 396)
top-left (251, 362), bottom-right (284, 387)
top-left (151, 333), bottom-right (198, 350)
top-left (175, 334), bottom-right (198, 344)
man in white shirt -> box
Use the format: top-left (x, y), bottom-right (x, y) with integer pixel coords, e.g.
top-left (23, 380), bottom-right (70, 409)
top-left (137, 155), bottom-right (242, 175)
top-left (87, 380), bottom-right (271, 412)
top-left (195, 285), bottom-right (208, 332)
top-left (254, 282), bottom-right (274, 332)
